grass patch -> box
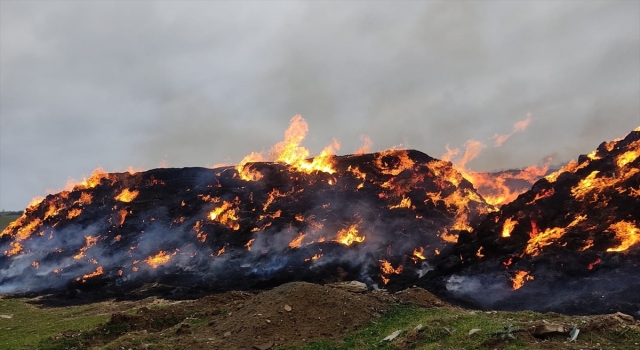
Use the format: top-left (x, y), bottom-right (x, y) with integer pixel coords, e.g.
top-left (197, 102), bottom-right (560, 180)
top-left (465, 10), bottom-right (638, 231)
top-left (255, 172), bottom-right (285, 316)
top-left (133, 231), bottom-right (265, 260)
top-left (279, 306), bottom-right (526, 349)
top-left (279, 306), bottom-right (640, 350)
top-left (32, 300), bottom-right (209, 350)
top-left (0, 297), bottom-right (109, 350)
top-left (2, 292), bottom-right (638, 350)
top-left (0, 213), bottom-right (21, 231)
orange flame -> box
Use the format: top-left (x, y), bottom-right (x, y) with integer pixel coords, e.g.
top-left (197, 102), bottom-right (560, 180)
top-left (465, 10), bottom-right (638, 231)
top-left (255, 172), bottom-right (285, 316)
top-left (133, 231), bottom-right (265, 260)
top-left (587, 258), bottom-right (601, 270)
top-left (501, 218), bottom-right (517, 238)
top-left (288, 234), bottom-right (305, 249)
top-left (304, 253), bottom-right (323, 262)
top-left (524, 226), bottom-right (566, 256)
top-left (78, 192), bottom-right (93, 206)
top-left (76, 266), bottom-right (103, 282)
top-left (388, 196), bottom-right (412, 210)
top-left (235, 115), bottom-right (339, 174)
top-left (412, 247), bottom-right (426, 261)
top-left (245, 238), bottom-right (256, 251)
top-left (616, 149), bottom-right (638, 168)
top-left (71, 167), bottom-right (112, 191)
top-left (442, 115), bottom-right (548, 207)
top-left (115, 188), bottom-right (139, 202)
top-left (66, 208), bottom-right (83, 220)
top-left (355, 135), bottom-right (373, 155)
top-left (235, 164), bottom-right (264, 181)
top-left (606, 221), bottom-right (639, 252)
top-left (375, 149), bottom-right (415, 176)
top-left (523, 216), bottom-right (586, 256)
top-left (27, 196), bottom-right (45, 209)
top-left (12, 218), bottom-right (43, 241)
top-left (491, 113), bottom-right (532, 146)
top-left (74, 235), bottom-right (99, 260)
top-left (335, 222), bottom-right (365, 246)
top-left (379, 259), bottom-right (403, 284)
top-left (145, 250), bottom-right (175, 268)
top-left (379, 259), bottom-right (403, 275)
top-left (511, 270), bottom-right (533, 290)
top-left (193, 221), bottom-right (206, 243)
top-left (117, 209), bottom-right (128, 226)
top-left (208, 199), bottom-right (240, 230)
top-left (4, 242), bottom-right (23, 257)
top-left (216, 246), bottom-right (226, 256)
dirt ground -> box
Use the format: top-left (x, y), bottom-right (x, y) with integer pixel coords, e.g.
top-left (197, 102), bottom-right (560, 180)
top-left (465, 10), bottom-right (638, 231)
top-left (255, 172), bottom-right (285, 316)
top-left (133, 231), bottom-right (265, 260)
top-left (85, 282), bottom-right (446, 349)
top-left (42, 281), bottom-right (639, 350)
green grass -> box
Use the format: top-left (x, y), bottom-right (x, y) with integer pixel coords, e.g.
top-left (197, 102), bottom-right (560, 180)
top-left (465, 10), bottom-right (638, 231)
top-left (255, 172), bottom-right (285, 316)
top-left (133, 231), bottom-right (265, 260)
top-left (1, 298), bottom-right (639, 350)
top-left (277, 306), bottom-right (527, 350)
top-left (278, 306), bottom-right (640, 350)
top-left (31, 301), bottom-right (209, 350)
top-left (0, 213), bottom-right (21, 231)
top-left (0, 298), bottom-right (109, 350)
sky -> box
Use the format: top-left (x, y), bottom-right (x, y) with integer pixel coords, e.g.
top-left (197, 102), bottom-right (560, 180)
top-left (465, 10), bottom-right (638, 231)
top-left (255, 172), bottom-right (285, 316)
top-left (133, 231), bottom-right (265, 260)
top-left (1, 1), bottom-right (639, 210)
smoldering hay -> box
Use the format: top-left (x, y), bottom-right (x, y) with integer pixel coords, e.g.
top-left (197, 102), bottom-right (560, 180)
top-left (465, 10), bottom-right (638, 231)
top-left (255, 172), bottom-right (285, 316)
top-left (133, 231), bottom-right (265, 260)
top-left (436, 126), bottom-right (640, 315)
top-left (0, 148), bottom-right (491, 297)
top-left (1, 117), bottom-right (639, 316)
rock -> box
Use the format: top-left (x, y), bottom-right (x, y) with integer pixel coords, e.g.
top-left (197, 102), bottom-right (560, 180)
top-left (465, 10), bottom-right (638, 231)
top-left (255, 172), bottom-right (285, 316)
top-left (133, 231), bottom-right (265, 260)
top-left (414, 324), bottom-right (424, 332)
top-left (175, 323), bottom-right (192, 335)
top-left (223, 331), bottom-right (232, 337)
top-left (381, 330), bottom-right (401, 341)
top-left (0, 315), bottom-right (13, 319)
top-left (613, 312), bottom-right (635, 323)
top-left (284, 304), bottom-right (292, 312)
top-left (253, 341), bottom-right (274, 350)
top-left (329, 281), bottom-right (368, 293)
top-left (532, 324), bottom-right (565, 337)
top-left (468, 328), bottom-right (481, 336)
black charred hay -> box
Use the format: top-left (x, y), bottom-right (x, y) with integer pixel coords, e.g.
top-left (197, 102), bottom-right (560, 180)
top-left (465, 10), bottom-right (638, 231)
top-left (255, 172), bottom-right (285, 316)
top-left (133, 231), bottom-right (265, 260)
top-left (0, 150), bottom-right (489, 302)
top-left (439, 128), bottom-right (640, 315)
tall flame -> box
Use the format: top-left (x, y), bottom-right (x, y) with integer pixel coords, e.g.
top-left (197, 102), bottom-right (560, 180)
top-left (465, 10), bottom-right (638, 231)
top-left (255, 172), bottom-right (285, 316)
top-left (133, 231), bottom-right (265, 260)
top-left (235, 115), bottom-right (340, 174)
top-left (442, 115), bottom-right (549, 207)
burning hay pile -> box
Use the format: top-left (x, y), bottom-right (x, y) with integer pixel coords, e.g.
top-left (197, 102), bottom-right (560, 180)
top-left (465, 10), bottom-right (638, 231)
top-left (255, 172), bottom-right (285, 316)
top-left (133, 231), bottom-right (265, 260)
top-left (1, 115), bottom-right (639, 317)
top-left (0, 148), bottom-right (490, 298)
top-left (443, 126), bottom-right (640, 315)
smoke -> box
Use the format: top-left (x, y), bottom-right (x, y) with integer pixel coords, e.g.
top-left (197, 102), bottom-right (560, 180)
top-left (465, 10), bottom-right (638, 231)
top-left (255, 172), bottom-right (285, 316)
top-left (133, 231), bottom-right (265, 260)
top-left (2, 1), bottom-right (639, 209)
top-left (445, 263), bottom-right (640, 315)
top-left (445, 274), bottom-right (513, 308)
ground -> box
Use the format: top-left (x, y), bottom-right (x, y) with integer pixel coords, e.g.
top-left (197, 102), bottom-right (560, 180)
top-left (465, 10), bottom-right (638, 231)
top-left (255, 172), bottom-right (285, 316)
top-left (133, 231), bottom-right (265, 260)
top-left (0, 212), bottom-right (21, 231)
top-left (0, 282), bottom-right (638, 350)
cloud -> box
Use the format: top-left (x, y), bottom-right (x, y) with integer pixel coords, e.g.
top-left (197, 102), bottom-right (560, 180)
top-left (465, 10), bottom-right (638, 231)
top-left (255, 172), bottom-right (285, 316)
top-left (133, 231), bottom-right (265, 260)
top-left (1, 1), bottom-right (638, 209)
